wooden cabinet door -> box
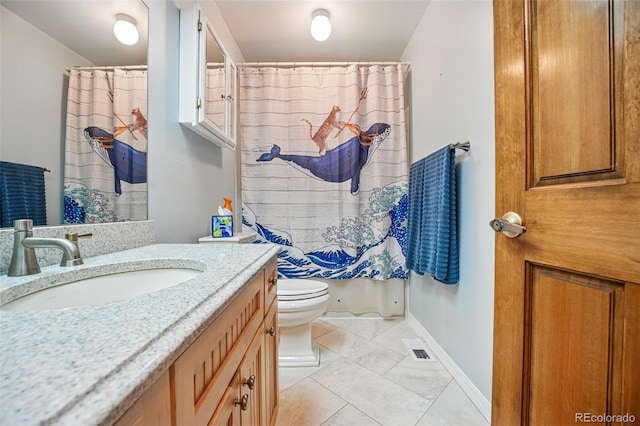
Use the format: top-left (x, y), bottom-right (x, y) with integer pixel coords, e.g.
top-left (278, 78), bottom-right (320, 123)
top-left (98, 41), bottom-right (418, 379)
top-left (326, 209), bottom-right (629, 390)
top-left (263, 259), bottom-right (278, 311)
top-left (207, 375), bottom-right (241, 426)
top-left (263, 301), bottom-right (279, 426)
top-left (172, 275), bottom-right (263, 425)
top-left (114, 371), bottom-right (172, 426)
top-left (492, 0), bottom-right (640, 424)
top-left (239, 329), bottom-right (264, 426)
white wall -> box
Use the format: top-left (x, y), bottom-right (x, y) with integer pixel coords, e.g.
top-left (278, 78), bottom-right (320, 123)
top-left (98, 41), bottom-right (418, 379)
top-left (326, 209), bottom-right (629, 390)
top-left (146, 0), bottom-right (243, 243)
top-left (401, 0), bottom-right (495, 400)
top-left (0, 7), bottom-right (92, 225)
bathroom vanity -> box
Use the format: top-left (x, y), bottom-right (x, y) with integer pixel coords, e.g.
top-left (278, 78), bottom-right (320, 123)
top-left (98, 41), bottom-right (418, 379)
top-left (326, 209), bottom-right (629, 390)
top-left (0, 243), bottom-right (280, 425)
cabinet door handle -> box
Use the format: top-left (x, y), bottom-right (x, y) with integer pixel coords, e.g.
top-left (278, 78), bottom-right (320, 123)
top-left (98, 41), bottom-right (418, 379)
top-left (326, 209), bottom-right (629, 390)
top-left (235, 393), bottom-right (250, 411)
top-left (267, 327), bottom-right (276, 336)
top-left (268, 277), bottom-right (277, 289)
top-left (242, 375), bottom-right (256, 390)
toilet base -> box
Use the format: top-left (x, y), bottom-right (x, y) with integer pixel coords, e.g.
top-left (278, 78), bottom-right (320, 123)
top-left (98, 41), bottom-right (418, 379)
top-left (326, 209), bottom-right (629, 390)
top-left (278, 344), bottom-right (320, 367)
top-left (278, 322), bottom-right (320, 367)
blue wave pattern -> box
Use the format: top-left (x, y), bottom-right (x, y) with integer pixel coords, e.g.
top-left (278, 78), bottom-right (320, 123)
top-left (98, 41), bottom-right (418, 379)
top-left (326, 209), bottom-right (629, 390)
top-left (64, 184), bottom-right (117, 224)
top-left (242, 181), bottom-right (408, 280)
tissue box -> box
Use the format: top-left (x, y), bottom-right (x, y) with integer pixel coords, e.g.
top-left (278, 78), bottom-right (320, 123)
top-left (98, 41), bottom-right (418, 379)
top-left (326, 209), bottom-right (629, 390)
top-left (212, 215), bottom-right (233, 238)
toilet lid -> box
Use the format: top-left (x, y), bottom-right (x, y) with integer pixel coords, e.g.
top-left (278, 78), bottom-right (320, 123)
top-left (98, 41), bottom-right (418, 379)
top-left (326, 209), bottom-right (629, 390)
top-left (277, 280), bottom-right (329, 301)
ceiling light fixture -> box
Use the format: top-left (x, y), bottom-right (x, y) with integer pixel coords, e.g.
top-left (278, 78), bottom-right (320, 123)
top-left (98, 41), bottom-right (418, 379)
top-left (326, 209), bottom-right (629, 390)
top-left (310, 9), bottom-right (331, 42)
top-left (113, 14), bottom-right (139, 46)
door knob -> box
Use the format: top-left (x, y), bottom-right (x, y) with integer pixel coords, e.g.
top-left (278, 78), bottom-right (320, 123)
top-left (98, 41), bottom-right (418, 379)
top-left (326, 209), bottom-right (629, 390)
top-left (490, 212), bottom-right (526, 238)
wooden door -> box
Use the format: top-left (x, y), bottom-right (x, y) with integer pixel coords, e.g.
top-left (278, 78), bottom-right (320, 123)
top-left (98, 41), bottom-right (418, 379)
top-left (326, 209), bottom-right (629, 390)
top-left (492, 0), bottom-right (640, 424)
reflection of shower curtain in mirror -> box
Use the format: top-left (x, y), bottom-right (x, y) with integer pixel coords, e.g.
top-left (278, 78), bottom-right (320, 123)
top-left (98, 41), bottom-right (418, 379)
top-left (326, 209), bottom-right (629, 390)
top-left (64, 69), bottom-right (147, 223)
top-left (205, 66), bottom-right (225, 129)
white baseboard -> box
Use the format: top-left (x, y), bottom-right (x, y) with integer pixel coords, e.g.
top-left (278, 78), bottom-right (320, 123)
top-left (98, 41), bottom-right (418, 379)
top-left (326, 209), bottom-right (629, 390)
top-left (406, 313), bottom-right (491, 422)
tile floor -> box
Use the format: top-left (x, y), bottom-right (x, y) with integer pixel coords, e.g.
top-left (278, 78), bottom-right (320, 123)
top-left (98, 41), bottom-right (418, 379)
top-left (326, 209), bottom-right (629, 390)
top-left (276, 316), bottom-right (489, 426)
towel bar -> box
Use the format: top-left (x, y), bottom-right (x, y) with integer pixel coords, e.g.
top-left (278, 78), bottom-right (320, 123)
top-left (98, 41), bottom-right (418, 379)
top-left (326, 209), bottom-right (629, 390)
top-left (448, 141), bottom-right (470, 152)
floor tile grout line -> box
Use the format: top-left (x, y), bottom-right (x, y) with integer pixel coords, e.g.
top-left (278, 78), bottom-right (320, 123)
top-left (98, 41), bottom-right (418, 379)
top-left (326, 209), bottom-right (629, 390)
top-left (316, 323), bottom-right (411, 360)
top-left (309, 324), bottom-right (436, 424)
top-left (319, 402), bottom-right (384, 426)
top-left (279, 318), bottom-right (484, 426)
top-left (316, 383), bottom-right (349, 426)
top-left (309, 375), bottom-right (351, 426)
top-left (318, 317), bottom-right (406, 340)
top-left (412, 376), bottom-right (456, 425)
top-left (307, 363), bottom-right (389, 426)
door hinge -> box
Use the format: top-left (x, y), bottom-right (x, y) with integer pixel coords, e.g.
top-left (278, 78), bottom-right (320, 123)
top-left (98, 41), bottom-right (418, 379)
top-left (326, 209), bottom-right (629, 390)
top-left (197, 20), bottom-right (202, 32)
top-left (196, 97), bottom-right (202, 108)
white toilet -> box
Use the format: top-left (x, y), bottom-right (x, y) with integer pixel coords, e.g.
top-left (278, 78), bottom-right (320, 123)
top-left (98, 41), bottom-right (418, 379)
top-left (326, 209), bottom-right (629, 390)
top-left (277, 279), bottom-right (330, 367)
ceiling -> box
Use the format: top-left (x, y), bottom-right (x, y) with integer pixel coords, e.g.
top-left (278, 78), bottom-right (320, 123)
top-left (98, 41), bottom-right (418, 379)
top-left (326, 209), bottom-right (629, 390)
top-left (1, 0), bottom-right (429, 65)
top-left (212, 0), bottom-right (430, 62)
top-left (1, 0), bottom-right (148, 66)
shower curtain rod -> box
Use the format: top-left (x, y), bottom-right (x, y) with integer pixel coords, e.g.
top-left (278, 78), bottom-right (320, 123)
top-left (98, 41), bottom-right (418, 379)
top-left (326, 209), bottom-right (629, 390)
top-left (65, 65), bottom-right (147, 72)
top-left (238, 61), bottom-right (410, 67)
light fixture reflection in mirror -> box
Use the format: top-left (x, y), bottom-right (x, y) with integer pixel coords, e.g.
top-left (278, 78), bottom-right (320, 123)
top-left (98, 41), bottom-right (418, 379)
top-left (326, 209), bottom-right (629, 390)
top-left (114, 14), bottom-right (139, 46)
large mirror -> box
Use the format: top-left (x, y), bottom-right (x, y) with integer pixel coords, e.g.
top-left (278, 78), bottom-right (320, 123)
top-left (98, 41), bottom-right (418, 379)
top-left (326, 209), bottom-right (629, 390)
top-left (0, 0), bottom-right (148, 227)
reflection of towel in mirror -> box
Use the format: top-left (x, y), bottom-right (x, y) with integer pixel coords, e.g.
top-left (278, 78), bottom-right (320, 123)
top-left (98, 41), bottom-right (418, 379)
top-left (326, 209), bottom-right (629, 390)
top-left (0, 161), bottom-right (47, 227)
top-left (406, 146), bottom-right (459, 284)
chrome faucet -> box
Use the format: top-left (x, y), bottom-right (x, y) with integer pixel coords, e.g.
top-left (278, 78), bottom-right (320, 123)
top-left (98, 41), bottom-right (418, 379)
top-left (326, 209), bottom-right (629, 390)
top-left (8, 219), bottom-right (83, 277)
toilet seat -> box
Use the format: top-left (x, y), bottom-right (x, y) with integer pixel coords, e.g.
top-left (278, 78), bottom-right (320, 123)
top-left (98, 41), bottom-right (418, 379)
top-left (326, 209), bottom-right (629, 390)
top-left (277, 280), bottom-right (329, 301)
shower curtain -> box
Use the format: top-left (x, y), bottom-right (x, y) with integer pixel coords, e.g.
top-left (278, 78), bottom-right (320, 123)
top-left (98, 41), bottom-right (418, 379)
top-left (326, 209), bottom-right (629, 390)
top-left (240, 64), bottom-right (409, 280)
top-left (63, 68), bottom-right (147, 223)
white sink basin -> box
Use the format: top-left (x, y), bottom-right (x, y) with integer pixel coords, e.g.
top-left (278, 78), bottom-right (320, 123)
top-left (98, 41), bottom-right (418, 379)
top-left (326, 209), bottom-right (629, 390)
top-left (1, 268), bottom-right (202, 311)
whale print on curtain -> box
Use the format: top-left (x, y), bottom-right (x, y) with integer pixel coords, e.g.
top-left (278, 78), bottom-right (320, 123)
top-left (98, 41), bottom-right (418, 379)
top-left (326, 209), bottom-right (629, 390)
top-left (63, 68), bottom-right (147, 223)
top-left (240, 64), bottom-right (409, 280)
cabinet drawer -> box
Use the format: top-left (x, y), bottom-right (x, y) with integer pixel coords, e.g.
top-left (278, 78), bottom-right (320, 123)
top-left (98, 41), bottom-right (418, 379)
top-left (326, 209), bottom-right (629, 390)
top-left (264, 259), bottom-right (278, 312)
top-left (172, 272), bottom-right (264, 425)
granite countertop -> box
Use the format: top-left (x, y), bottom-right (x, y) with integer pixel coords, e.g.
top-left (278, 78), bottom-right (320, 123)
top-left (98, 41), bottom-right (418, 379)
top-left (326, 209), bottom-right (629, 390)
top-left (0, 243), bottom-right (280, 426)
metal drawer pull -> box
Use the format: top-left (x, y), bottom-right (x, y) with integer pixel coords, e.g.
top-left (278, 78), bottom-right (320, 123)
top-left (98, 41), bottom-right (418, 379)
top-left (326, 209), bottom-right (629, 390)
top-left (268, 277), bottom-right (277, 289)
top-left (490, 212), bottom-right (526, 238)
top-left (243, 375), bottom-right (256, 390)
top-left (235, 394), bottom-right (250, 411)
top-left (267, 327), bottom-right (276, 336)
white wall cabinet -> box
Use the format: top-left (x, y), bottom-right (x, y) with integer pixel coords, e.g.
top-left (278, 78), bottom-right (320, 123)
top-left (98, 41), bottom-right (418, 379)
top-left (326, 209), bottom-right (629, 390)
top-left (179, 3), bottom-right (236, 150)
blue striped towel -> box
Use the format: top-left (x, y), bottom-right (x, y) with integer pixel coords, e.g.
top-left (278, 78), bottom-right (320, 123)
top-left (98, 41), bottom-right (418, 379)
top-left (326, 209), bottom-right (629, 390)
top-left (0, 161), bottom-right (47, 227)
top-left (406, 146), bottom-right (459, 284)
